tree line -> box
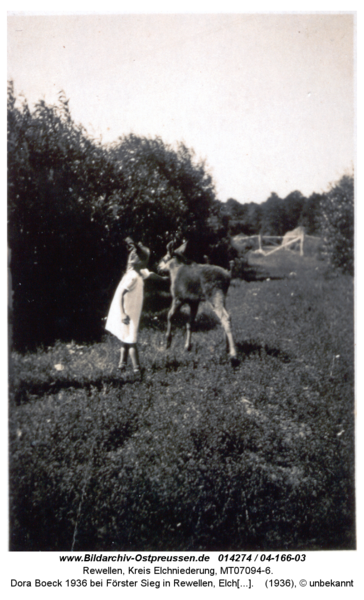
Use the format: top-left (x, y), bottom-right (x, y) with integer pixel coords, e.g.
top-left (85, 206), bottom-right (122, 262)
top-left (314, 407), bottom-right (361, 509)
top-left (8, 83), bottom-right (353, 350)
top-left (219, 190), bottom-right (322, 237)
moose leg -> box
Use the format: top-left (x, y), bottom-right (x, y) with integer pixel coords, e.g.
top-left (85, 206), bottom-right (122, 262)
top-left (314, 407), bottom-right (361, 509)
top-left (185, 301), bottom-right (199, 351)
top-left (210, 293), bottom-right (237, 359)
top-left (166, 298), bottom-right (182, 349)
top-left (225, 331), bottom-right (230, 354)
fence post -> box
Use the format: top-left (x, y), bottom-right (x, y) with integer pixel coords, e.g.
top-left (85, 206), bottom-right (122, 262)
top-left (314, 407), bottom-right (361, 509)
top-left (300, 230), bottom-right (305, 256)
top-left (258, 234), bottom-right (262, 253)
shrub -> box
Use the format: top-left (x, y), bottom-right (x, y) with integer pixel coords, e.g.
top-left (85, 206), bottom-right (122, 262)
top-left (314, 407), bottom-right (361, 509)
top-left (106, 134), bottom-right (216, 263)
top-left (7, 82), bottom-right (125, 349)
top-left (319, 174), bottom-right (354, 275)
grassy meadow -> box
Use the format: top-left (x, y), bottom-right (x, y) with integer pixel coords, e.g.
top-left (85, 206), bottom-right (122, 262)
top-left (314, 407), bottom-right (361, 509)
top-left (9, 250), bottom-right (355, 551)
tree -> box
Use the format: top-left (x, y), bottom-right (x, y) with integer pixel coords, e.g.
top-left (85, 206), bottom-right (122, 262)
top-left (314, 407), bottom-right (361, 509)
top-left (282, 191), bottom-right (305, 232)
top-left (106, 134), bottom-right (216, 263)
top-left (319, 174), bottom-right (354, 275)
top-left (260, 193), bottom-right (286, 235)
top-left (245, 203), bottom-right (263, 234)
top-left (8, 83), bottom-right (126, 348)
top-left (300, 193), bottom-right (323, 235)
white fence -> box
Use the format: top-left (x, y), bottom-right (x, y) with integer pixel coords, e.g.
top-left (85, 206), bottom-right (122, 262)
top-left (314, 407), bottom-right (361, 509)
top-left (233, 231), bottom-right (320, 257)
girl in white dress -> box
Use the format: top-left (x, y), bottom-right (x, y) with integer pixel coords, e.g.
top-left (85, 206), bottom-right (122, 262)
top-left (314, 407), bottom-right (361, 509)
top-left (106, 239), bottom-right (164, 380)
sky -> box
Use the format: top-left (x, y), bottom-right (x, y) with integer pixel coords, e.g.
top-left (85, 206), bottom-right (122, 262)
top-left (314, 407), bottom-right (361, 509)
top-left (7, 11), bottom-right (354, 204)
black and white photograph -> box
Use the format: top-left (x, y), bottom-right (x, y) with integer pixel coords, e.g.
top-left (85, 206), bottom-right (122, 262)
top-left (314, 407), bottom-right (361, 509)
top-left (7, 6), bottom-right (357, 574)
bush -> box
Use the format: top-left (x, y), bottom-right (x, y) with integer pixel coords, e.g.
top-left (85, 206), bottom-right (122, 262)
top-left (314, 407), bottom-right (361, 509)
top-left (8, 82), bottom-right (126, 349)
top-left (106, 134), bottom-right (216, 262)
top-left (319, 174), bottom-right (354, 275)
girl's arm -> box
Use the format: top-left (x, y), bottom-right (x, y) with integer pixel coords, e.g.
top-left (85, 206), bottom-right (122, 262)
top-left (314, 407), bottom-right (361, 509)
top-left (121, 289), bottom-right (130, 324)
top-left (142, 270), bottom-right (169, 281)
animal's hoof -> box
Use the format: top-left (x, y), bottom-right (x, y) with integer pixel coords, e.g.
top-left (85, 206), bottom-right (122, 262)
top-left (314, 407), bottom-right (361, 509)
top-left (230, 356), bottom-right (240, 367)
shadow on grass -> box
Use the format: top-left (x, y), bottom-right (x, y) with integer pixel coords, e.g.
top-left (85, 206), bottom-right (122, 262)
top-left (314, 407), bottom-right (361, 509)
top-left (246, 274), bottom-right (286, 282)
top-left (11, 373), bottom-right (133, 405)
top-left (240, 264), bottom-right (287, 282)
top-left (237, 341), bottom-right (291, 363)
top-left (141, 309), bottom-right (220, 333)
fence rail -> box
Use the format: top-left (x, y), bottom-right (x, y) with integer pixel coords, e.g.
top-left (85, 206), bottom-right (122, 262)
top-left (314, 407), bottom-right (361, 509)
top-left (233, 232), bottom-right (321, 257)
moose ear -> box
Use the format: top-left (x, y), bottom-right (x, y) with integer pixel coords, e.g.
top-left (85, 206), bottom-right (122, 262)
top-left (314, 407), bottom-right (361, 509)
top-left (166, 241), bottom-right (175, 254)
top-left (173, 251), bottom-right (191, 264)
top-left (125, 237), bottom-right (135, 248)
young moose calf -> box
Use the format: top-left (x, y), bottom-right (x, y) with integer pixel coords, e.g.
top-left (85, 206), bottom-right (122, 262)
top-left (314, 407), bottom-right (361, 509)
top-left (158, 242), bottom-right (237, 362)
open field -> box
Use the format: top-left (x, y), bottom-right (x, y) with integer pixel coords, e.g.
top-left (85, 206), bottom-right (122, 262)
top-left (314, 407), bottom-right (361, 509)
top-left (9, 252), bottom-right (355, 551)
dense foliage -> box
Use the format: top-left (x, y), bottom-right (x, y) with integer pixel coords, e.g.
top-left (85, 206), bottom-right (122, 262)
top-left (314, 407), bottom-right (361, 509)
top-left (8, 82), bottom-right (123, 349)
top-left (9, 252), bottom-right (355, 551)
top-left (319, 174), bottom-right (354, 275)
top-left (220, 190), bottom-right (321, 237)
top-left (106, 135), bottom-right (215, 261)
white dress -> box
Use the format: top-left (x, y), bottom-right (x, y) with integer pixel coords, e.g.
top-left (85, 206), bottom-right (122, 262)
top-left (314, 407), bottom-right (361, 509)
top-left (105, 268), bottom-right (150, 343)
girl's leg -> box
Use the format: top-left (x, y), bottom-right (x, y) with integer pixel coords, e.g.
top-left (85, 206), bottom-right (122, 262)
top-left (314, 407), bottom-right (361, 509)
top-left (129, 344), bottom-right (141, 377)
top-left (118, 343), bottom-right (129, 369)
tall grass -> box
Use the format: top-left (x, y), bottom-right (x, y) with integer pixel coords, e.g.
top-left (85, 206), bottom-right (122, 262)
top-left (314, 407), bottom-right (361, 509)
top-left (9, 253), bottom-right (355, 551)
